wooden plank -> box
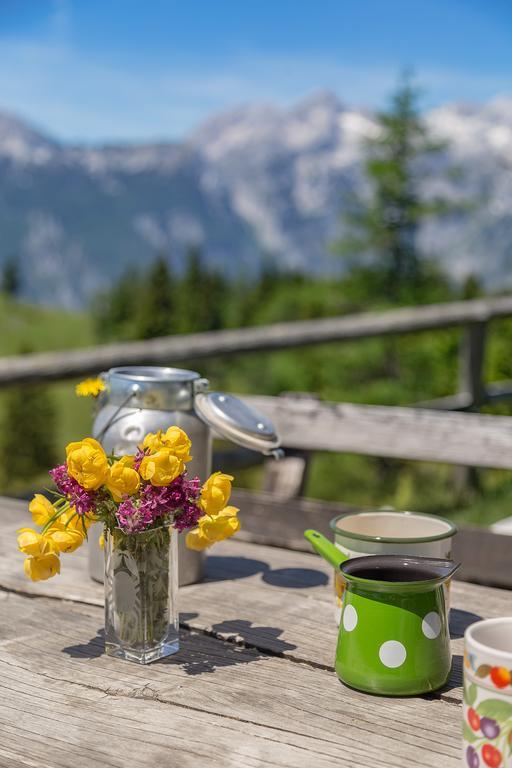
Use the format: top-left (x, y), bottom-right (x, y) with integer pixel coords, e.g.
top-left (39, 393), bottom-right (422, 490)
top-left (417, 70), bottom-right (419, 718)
top-left (1, 492), bottom-right (508, 766)
top-left (233, 490), bottom-right (512, 589)
top-left (261, 452), bottom-right (310, 499)
top-left (0, 296), bottom-right (511, 386)
top-left (452, 527), bottom-right (512, 587)
top-left (1, 497), bottom-right (511, 706)
top-left (4, 491), bottom-right (512, 595)
top-left (234, 488), bottom-right (354, 549)
top-left (416, 381), bottom-right (512, 410)
top-left (242, 394), bottom-right (512, 469)
top-left (0, 591), bottom-right (464, 768)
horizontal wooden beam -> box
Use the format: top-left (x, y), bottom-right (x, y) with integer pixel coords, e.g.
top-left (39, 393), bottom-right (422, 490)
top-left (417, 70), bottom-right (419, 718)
top-left (232, 489), bottom-right (512, 589)
top-left (2, 491), bottom-right (510, 589)
top-left (1, 295), bottom-right (512, 386)
top-left (417, 382), bottom-right (512, 411)
top-left (241, 394), bottom-right (512, 469)
top-left (486, 379), bottom-right (512, 402)
top-left (415, 392), bottom-right (475, 411)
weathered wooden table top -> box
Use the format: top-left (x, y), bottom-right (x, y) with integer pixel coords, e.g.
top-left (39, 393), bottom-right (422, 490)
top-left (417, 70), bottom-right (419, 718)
top-left (0, 496), bottom-right (510, 768)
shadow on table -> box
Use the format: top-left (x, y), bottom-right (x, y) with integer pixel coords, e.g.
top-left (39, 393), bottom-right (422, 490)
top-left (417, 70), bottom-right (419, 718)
top-left (63, 629), bottom-right (105, 660)
top-left (423, 652), bottom-right (464, 698)
top-left (174, 614), bottom-right (297, 675)
top-left (205, 554), bottom-right (328, 589)
top-left (450, 608), bottom-right (482, 639)
top-left (422, 610), bottom-right (483, 696)
top-left (62, 617), bottom-right (297, 676)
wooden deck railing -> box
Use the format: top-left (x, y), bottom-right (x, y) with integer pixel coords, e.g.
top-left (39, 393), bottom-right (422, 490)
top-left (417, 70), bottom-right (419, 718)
top-left (1, 295), bottom-right (512, 411)
top-left (3, 295), bottom-right (512, 587)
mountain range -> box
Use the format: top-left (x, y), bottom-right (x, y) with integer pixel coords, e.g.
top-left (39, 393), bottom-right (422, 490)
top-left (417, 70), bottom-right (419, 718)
top-left (1, 91), bottom-right (512, 307)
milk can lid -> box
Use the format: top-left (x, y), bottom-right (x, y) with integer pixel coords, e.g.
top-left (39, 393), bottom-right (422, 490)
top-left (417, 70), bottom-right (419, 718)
top-left (194, 392), bottom-right (281, 455)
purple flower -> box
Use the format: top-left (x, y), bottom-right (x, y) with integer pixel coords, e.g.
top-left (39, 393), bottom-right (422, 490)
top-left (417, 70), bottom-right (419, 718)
top-left (173, 502), bottom-right (203, 532)
top-left (49, 464), bottom-right (97, 516)
top-left (115, 472), bottom-right (203, 534)
top-left (116, 498), bottom-right (154, 534)
top-left (133, 448), bottom-right (146, 472)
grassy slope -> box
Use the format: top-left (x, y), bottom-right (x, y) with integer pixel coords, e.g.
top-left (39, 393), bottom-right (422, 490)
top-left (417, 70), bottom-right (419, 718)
top-left (0, 296), bottom-right (93, 355)
top-left (0, 298), bottom-right (96, 493)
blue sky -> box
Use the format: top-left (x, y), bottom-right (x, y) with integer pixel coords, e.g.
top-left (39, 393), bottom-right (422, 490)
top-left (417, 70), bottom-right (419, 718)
top-left (0, 0), bottom-right (511, 143)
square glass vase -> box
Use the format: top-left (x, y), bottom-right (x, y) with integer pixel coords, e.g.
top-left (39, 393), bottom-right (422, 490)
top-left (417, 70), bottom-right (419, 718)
top-left (104, 524), bottom-right (179, 664)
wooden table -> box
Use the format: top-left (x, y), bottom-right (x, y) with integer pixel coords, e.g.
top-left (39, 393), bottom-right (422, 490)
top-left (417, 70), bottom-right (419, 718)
top-left (1, 497), bottom-right (510, 768)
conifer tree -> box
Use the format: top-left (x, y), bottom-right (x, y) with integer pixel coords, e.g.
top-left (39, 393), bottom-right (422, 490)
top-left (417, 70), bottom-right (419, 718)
top-left (334, 75), bottom-right (453, 302)
top-left (2, 258), bottom-right (20, 298)
top-left (179, 246), bottom-right (225, 332)
top-left (93, 267), bottom-right (140, 341)
top-left (136, 255), bottom-right (174, 339)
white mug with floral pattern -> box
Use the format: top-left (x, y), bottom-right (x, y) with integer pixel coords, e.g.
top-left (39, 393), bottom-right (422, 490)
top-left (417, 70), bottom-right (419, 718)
top-left (463, 618), bottom-right (512, 768)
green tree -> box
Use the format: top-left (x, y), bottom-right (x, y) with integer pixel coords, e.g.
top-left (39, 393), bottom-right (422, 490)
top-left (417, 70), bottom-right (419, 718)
top-left (1, 384), bottom-right (57, 489)
top-left (93, 267), bottom-right (140, 341)
top-left (334, 75), bottom-right (453, 303)
top-left (136, 255), bottom-right (175, 339)
top-left (2, 258), bottom-right (20, 298)
top-left (178, 246), bottom-right (226, 332)
top-left (461, 273), bottom-right (482, 300)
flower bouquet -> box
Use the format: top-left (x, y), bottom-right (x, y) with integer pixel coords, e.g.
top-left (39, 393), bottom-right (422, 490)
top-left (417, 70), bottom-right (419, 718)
top-left (18, 426), bottom-right (240, 663)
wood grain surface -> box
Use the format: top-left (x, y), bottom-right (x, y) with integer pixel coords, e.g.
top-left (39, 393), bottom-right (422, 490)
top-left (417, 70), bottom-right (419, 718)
top-left (242, 393), bottom-right (512, 469)
top-left (1, 496), bottom-right (509, 766)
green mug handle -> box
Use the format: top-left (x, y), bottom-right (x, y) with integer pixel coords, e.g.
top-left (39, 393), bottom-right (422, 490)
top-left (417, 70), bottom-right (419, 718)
top-left (304, 529), bottom-right (348, 569)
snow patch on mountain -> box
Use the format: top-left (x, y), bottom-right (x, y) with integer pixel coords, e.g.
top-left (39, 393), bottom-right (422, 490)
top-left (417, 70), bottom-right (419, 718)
top-left (0, 91), bottom-right (511, 305)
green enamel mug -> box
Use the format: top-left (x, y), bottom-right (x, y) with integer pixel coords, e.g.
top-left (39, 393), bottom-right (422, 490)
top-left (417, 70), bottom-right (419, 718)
top-left (305, 529), bottom-right (460, 696)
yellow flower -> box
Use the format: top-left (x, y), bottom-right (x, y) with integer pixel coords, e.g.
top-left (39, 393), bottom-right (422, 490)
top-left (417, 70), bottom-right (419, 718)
top-left (105, 456), bottom-right (140, 501)
top-left (141, 430), bottom-right (166, 453)
top-left (139, 448), bottom-right (184, 486)
top-left (161, 426), bottom-right (192, 461)
top-left (23, 552), bottom-right (61, 581)
top-left (141, 426), bottom-right (192, 462)
top-left (66, 437), bottom-right (109, 490)
top-left (47, 527), bottom-right (84, 553)
top-left (201, 506), bottom-right (240, 541)
top-left (29, 493), bottom-right (56, 526)
top-left (200, 472), bottom-right (234, 514)
top-left (186, 506), bottom-right (240, 551)
top-left (75, 377), bottom-right (106, 397)
top-left (185, 526), bottom-right (211, 551)
top-left (17, 527), bottom-right (57, 557)
top-left (98, 531), bottom-right (105, 550)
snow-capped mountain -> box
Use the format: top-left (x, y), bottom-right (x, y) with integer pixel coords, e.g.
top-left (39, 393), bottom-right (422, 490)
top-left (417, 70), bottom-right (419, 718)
top-left (0, 91), bottom-right (511, 307)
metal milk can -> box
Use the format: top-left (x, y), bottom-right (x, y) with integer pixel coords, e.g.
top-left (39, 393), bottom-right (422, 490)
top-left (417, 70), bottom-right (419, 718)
top-left (88, 366), bottom-right (281, 586)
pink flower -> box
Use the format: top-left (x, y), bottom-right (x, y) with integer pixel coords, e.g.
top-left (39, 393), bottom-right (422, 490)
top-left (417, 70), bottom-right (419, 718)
top-left (133, 448), bottom-right (146, 472)
top-left (49, 464), bottom-right (97, 516)
top-left (116, 499), bottom-right (154, 534)
top-left (115, 473), bottom-right (203, 534)
top-left (173, 502), bottom-right (202, 532)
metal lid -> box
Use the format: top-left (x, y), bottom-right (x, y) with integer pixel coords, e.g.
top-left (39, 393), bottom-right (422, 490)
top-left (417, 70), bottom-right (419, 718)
top-left (194, 392), bottom-right (281, 455)
top-left (110, 366), bottom-right (201, 383)
top-left (106, 366), bottom-right (203, 411)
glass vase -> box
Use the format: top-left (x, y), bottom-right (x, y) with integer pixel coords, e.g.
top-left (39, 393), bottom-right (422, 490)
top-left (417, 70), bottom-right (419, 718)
top-left (104, 525), bottom-right (179, 664)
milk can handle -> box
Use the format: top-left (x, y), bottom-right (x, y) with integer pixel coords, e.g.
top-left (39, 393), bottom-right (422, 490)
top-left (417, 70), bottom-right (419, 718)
top-left (93, 376), bottom-right (141, 442)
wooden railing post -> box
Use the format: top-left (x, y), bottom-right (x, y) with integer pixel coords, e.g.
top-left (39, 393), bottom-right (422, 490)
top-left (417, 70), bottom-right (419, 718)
top-left (458, 320), bottom-right (488, 409)
top-left (455, 320), bottom-right (488, 494)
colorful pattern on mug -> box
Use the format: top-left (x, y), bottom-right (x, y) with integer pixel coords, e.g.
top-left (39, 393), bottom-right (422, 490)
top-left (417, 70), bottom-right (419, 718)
top-left (463, 682), bottom-right (512, 767)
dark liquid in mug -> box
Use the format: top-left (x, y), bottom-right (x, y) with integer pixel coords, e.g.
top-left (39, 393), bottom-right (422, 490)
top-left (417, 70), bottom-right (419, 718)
top-left (344, 565), bottom-right (442, 582)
